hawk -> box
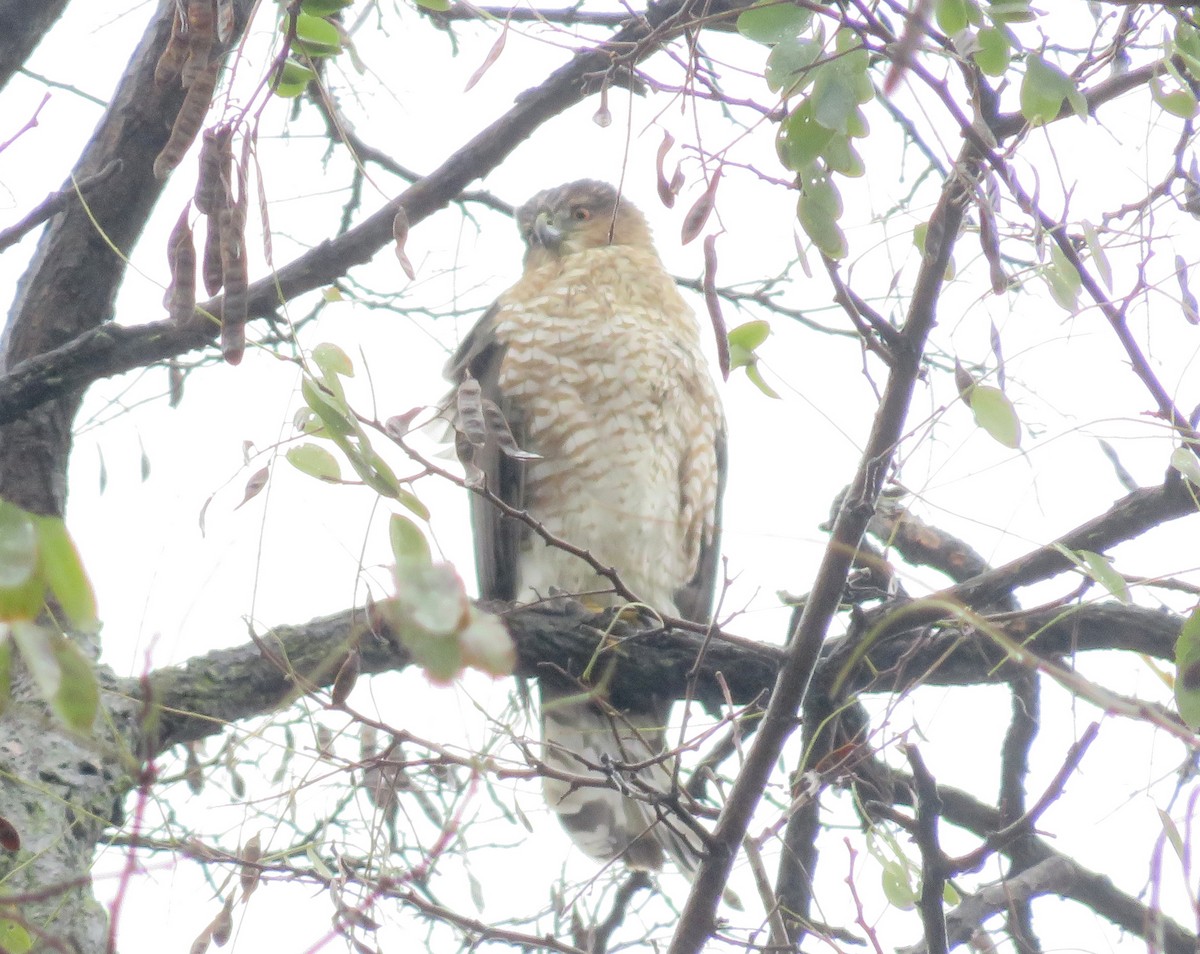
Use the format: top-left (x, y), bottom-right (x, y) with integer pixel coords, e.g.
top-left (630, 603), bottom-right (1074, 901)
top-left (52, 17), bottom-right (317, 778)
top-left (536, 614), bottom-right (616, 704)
top-left (445, 180), bottom-right (726, 874)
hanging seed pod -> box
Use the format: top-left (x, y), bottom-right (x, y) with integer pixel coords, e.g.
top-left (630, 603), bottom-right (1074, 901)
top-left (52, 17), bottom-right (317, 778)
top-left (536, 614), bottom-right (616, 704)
top-left (202, 218), bottom-right (223, 296)
top-left (154, 5), bottom-right (189, 86)
top-left (215, 0), bottom-right (235, 41)
top-left (153, 58), bottom-right (219, 180)
top-left (218, 169), bottom-right (248, 364)
top-left (165, 207), bottom-right (197, 326)
top-left (180, 0), bottom-right (216, 89)
top-left (194, 125), bottom-right (231, 214)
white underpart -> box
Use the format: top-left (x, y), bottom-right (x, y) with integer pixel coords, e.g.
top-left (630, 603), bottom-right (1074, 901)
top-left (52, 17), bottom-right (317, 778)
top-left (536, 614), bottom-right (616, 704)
top-left (492, 243), bottom-right (722, 872)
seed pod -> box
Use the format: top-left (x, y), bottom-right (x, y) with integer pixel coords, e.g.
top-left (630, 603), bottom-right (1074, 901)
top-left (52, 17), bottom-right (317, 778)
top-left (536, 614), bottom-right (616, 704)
top-left (215, 0), bottom-right (235, 41)
top-left (180, 0), bottom-right (216, 89)
top-left (154, 6), bottom-right (188, 86)
top-left (165, 207), bottom-right (196, 326)
top-left (154, 58), bottom-right (220, 180)
top-left (202, 218), bottom-right (223, 295)
top-left (194, 125), bottom-right (230, 214)
top-left (218, 199), bottom-right (248, 364)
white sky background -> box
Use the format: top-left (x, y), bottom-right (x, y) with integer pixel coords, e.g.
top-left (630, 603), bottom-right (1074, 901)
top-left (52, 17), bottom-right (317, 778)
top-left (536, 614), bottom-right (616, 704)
top-left (3, 1), bottom-right (1200, 951)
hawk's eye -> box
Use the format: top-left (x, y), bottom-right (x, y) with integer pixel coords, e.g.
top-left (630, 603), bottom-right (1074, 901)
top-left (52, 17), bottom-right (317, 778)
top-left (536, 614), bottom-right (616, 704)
top-left (571, 207), bottom-right (591, 221)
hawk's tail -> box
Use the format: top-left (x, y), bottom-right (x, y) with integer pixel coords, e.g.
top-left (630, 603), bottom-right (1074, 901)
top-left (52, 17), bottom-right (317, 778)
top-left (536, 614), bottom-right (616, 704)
top-left (538, 685), bottom-right (706, 877)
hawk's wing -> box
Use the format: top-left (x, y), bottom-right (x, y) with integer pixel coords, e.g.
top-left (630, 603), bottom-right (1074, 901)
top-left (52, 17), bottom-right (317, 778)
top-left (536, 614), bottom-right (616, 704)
top-left (673, 426), bottom-right (727, 624)
top-left (444, 306), bottom-right (527, 603)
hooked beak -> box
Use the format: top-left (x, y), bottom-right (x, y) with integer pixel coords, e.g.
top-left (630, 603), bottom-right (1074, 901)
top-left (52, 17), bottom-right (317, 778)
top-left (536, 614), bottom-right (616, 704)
top-left (531, 211), bottom-right (562, 250)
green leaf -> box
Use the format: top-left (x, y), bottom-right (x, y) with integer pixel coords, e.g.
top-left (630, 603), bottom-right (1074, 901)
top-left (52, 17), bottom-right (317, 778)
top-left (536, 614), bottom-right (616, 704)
top-left (1151, 78), bottom-right (1198, 119)
top-left (1174, 605), bottom-right (1200, 729)
top-left (415, 0), bottom-right (451, 10)
top-left (12, 624), bottom-right (62, 716)
top-left (293, 12), bottom-right (342, 57)
top-left (1081, 219), bottom-right (1111, 292)
top-left (32, 516), bottom-right (98, 630)
top-left (797, 191), bottom-right (848, 259)
top-left (1176, 22), bottom-right (1200, 77)
top-left (0, 638), bottom-right (10, 718)
top-left (811, 64), bottom-right (856, 133)
top-left (936, 0), bottom-right (969, 35)
top-left (361, 450), bottom-right (408, 501)
top-left (880, 860), bottom-right (917, 910)
top-left (1045, 240), bottom-right (1081, 312)
top-left (52, 634), bottom-right (99, 731)
top-left (273, 59), bottom-right (316, 98)
top-left (1170, 447), bottom-right (1200, 485)
top-left (728, 344), bottom-right (753, 371)
top-left (405, 564), bottom-right (466, 634)
top-left (744, 363), bottom-right (782, 399)
top-left (395, 487), bottom-right (431, 521)
top-left (0, 916), bottom-right (32, 954)
top-left (389, 514), bottom-right (431, 569)
top-left (301, 0), bottom-right (354, 13)
top-left (1078, 550), bottom-right (1131, 604)
top-left (968, 385), bottom-right (1021, 448)
top-left (312, 342), bottom-right (355, 379)
top-left (987, 0), bottom-right (1035, 23)
top-left (301, 378), bottom-right (355, 437)
top-left (728, 319), bottom-right (771, 352)
top-left (1159, 808), bottom-right (1186, 862)
top-left (765, 37), bottom-right (821, 94)
top-left (973, 26), bottom-right (1011, 75)
top-left (0, 576), bottom-right (43, 621)
top-left (286, 443), bottom-right (342, 481)
top-left (845, 104), bottom-right (870, 138)
top-left (737, 1), bottom-right (811, 44)
top-left (822, 135), bottom-right (865, 177)
top-left (778, 101), bottom-right (835, 169)
top-left (913, 221), bottom-right (929, 254)
top-left (1020, 54), bottom-right (1079, 126)
top-left (404, 627), bottom-right (462, 683)
top-left (0, 502), bottom-right (36, 589)
top-left (458, 608), bottom-right (516, 677)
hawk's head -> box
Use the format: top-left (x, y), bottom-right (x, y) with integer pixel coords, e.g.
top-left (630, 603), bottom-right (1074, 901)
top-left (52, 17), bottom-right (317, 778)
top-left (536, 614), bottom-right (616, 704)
top-left (516, 180), bottom-right (653, 269)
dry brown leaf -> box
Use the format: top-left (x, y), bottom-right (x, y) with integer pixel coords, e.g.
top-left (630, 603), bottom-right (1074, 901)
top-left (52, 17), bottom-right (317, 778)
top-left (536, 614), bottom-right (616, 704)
top-left (655, 129), bottom-right (676, 208)
top-left (681, 167), bottom-right (722, 245)
top-left (392, 207), bottom-right (415, 280)
top-left (210, 895), bottom-right (233, 946)
top-left (234, 466), bottom-right (268, 510)
top-left (464, 22), bottom-right (508, 92)
top-left (331, 649), bottom-right (360, 707)
top-left (702, 233), bottom-right (729, 380)
top-left (239, 833), bottom-right (262, 901)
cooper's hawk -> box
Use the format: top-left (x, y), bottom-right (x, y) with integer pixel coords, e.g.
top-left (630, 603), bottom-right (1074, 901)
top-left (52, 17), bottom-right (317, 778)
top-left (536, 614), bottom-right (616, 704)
top-left (445, 180), bottom-right (726, 874)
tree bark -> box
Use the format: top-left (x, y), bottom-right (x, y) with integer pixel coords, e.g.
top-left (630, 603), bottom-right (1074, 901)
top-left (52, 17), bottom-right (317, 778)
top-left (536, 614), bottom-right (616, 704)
top-left (0, 0), bottom-right (73, 94)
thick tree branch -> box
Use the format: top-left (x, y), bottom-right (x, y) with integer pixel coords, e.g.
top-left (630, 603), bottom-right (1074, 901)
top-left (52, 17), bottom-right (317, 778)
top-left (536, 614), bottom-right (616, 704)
top-left (861, 479), bottom-right (1198, 647)
top-left (667, 137), bottom-right (978, 954)
top-left (0, 0), bottom-right (71, 94)
top-left (146, 585), bottom-right (1189, 755)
